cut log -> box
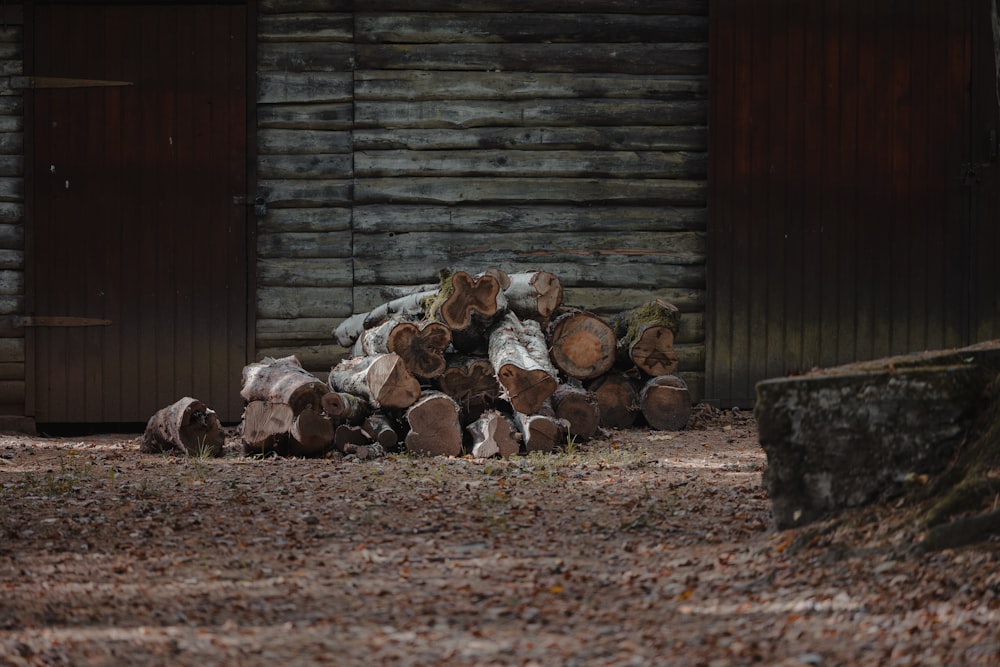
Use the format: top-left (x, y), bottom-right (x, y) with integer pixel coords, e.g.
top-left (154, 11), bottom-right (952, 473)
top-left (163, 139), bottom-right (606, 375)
top-left (321, 391), bottom-right (371, 423)
top-left (488, 312), bottom-right (559, 415)
top-left (547, 308), bottom-right (617, 380)
top-left (426, 270), bottom-right (508, 350)
top-left (405, 390), bottom-right (463, 456)
top-left (504, 270), bottom-right (563, 322)
top-left (587, 372), bottom-right (641, 429)
top-left (240, 400), bottom-right (294, 455)
top-left (436, 355), bottom-right (501, 413)
top-left (335, 423), bottom-right (372, 452)
top-left (467, 409), bottom-right (521, 458)
top-left (329, 353), bottom-right (421, 409)
top-left (140, 397), bottom-right (225, 457)
top-left (549, 383), bottom-right (601, 440)
top-left (612, 300), bottom-right (682, 376)
top-left (240, 355), bottom-right (328, 414)
top-left (332, 289), bottom-right (436, 347)
top-left (361, 413), bottom-right (402, 450)
top-left (288, 407), bottom-right (334, 457)
top-left (514, 411), bottom-right (569, 453)
top-left (352, 319), bottom-right (452, 380)
top-left (640, 374), bottom-right (691, 431)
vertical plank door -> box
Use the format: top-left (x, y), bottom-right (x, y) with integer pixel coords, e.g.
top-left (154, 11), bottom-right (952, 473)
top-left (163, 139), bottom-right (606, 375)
top-left (29, 4), bottom-right (249, 423)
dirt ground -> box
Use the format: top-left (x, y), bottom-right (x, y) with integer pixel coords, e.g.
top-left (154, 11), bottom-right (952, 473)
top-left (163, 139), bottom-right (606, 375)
top-left (1, 406), bottom-right (998, 667)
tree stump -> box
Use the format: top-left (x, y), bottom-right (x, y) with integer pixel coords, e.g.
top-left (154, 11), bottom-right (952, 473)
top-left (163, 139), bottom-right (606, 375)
top-left (587, 372), bottom-right (640, 429)
top-left (329, 353), bottom-right (421, 409)
top-left (240, 355), bottom-right (329, 414)
top-left (467, 409), bottom-right (521, 458)
top-left (488, 312), bottom-right (558, 415)
top-left (640, 375), bottom-right (691, 431)
top-left (611, 300), bottom-right (681, 377)
top-left (405, 390), bottom-right (463, 457)
top-left (140, 397), bottom-right (225, 457)
top-left (547, 308), bottom-right (617, 380)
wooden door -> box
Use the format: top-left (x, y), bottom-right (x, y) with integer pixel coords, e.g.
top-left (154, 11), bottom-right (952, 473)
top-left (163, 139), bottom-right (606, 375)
top-left (28, 4), bottom-right (250, 423)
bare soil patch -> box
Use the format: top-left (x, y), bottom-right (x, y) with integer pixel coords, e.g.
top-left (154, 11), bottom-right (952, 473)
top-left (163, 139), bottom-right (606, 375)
top-left (1, 407), bottom-right (998, 666)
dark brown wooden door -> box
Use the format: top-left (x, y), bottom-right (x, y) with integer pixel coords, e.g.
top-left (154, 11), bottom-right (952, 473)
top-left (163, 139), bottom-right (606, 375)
top-left (29, 4), bottom-right (249, 423)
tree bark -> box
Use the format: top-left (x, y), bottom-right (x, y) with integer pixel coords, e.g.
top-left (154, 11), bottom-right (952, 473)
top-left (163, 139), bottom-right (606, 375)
top-left (550, 383), bottom-right (601, 440)
top-left (504, 270), bottom-right (563, 322)
top-left (361, 413), bottom-right (402, 450)
top-left (329, 353), bottom-right (422, 409)
top-left (587, 372), bottom-right (641, 429)
top-left (466, 409), bottom-right (521, 458)
top-left (547, 308), bottom-right (617, 380)
top-left (332, 289), bottom-right (436, 348)
top-left (514, 411), bottom-right (569, 453)
top-left (240, 400), bottom-right (293, 455)
top-left (640, 374), bottom-right (691, 431)
top-left (321, 391), bottom-right (371, 423)
top-left (288, 407), bottom-right (334, 457)
top-left (405, 390), bottom-right (463, 456)
top-left (352, 319), bottom-right (452, 380)
top-left (488, 312), bottom-right (558, 415)
top-left (240, 355), bottom-right (329, 414)
top-left (435, 355), bottom-right (501, 414)
top-left (611, 300), bottom-right (682, 377)
top-left (140, 397), bottom-right (225, 457)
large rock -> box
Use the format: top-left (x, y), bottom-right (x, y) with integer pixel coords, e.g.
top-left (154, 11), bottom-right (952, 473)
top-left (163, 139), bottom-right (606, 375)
top-left (755, 341), bottom-right (1000, 528)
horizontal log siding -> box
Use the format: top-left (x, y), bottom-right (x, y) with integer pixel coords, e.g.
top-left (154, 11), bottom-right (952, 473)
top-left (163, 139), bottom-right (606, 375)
top-left (352, 2), bottom-right (709, 398)
top-left (0, 18), bottom-right (22, 416)
top-left (255, 4), bottom-right (354, 368)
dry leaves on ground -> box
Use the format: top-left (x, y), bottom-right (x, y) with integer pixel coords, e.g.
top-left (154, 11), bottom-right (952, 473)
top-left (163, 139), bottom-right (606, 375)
top-left (1, 407), bottom-right (998, 666)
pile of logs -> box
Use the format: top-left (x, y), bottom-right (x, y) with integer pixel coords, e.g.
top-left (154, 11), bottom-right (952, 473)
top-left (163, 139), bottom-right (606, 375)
top-left (237, 268), bottom-right (691, 459)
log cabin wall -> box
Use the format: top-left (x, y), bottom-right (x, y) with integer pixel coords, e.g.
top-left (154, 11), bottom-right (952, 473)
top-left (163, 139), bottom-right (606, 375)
top-left (0, 4), bottom-right (24, 420)
top-left (255, 0), bottom-right (710, 401)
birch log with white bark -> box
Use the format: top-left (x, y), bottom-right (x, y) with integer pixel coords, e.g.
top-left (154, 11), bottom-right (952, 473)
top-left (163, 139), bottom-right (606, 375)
top-left (488, 312), bottom-right (558, 415)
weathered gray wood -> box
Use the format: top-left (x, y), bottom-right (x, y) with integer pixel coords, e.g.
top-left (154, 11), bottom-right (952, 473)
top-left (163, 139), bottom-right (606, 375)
top-left (257, 287), bottom-right (353, 319)
top-left (357, 0), bottom-right (707, 13)
top-left (256, 179), bottom-right (353, 206)
top-left (258, 0), bottom-right (353, 13)
top-left (355, 43), bottom-right (707, 74)
top-left (564, 289), bottom-right (704, 321)
top-left (258, 13), bottom-right (353, 42)
top-left (356, 14), bottom-right (706, 45)
top-left (257, 258), bottom-right (353, 288)
top-left (258, 232), bottom-right (352, 260)
top-left (354, 178), bottom-right (706, 206)
top-left (257, 318), bottom-right (342, 345)
top-left (0, 132), bottom-right (23, 155)
top-left (254, 344), bottom-right (341, 372)
top-left (257, 72), bottom-right (353, 104)
top-left (257, 207), bottom-right (352, 234)
top-left (355, 71), bottom-right (707, 102)
top-left (258, 154), bottom-right (353, 179)
top-left (0, 205), bottom-right (24, 226)
top-left (353, 127), bottom-right (706, 151)
top-left (353, 205), bottom-right (705, 234)
top-left (355, 99), bottom-right (707, 129)
top-left (354, 150), bottom-right (706, 179)
top-left (257, 103), bottom-right (354, 130)
top-left (259, 129), bottom-right (353, 156)
top-left (258, 42), bottom-right (355, 72)
top-left (0, 269), bottom-right (22, 295)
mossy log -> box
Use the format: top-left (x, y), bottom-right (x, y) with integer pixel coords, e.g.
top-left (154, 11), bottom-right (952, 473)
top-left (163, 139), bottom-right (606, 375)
top-left (611, 300), bottom-right (681, 376)
top-left (140, 397), bottom-right (225, 457)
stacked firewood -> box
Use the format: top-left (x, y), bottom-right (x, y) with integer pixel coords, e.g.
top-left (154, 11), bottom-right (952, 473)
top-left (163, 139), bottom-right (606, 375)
top-left (237, 268), bottom-right (691, 459)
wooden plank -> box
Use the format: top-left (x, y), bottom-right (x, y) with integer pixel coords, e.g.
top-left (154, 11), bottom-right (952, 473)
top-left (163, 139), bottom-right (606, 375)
top-left (353, 204), bottom-right (706, 233)
top-left (0, 362), bottom-right (23, 381)
top-left (258, 128), bottom-right (352, 154)
top-left (257, 258), bottom-right (354, 287)
top-left (257, 286), bottom-right (354, 319)
top-left (257, 103), bottom-right (354, 130)
top-left (255, 345), bottom-right (343, 372)
top-left (257, 207), bottom-right (352, 234)
top-left (0, 155), bottom-right (22, 176)
top-left (257, 154), bottom-right (353, 179)
top-left (0, 249), bottom-right (23, 269)
top-left (256, 179), bottom-right (353, 207)
top-left (354, 177), bottom-right (706, 205)
top-left (256, 317), bottom-right (342, 344)
top-left (0, 222), bottom-right (22, 246)
top-left (356, 99), bottom-right (706, 129)
top-left (353, 126), bottom-right (707, 151)
top-left (258, 13), bottom-right (353, 42)
top-left (355, 43), bottom-right (708, 74)
top-left (356, 13), bottom-right (708, 44)
top-left (354, 150), bottom-right (706, 179)
top-left (355, 71), bottom-right (707, 101)
top-left (258, 42), bottom-right (355, 72)
top-left (258, 0), bottom-right (354, 13)
top-left (0, 337), bottom-right (22, 361)
top-left (257, 71), bottom-right (353, 104)
top-left (0, 177), bottom-right (23, 201)
top-left (257, 231), bottom-right (353, 259)
top-left (358, 1), bottom-right (708, 14)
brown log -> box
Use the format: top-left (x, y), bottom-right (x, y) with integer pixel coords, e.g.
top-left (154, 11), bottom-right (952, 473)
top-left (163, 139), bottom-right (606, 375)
top-left (328, 353), bottom-right (421, 409)
top-left (466, 409), bottom-right (521, 458)
top-left (140, 397), bottom-right (225, 457)
top-left (587, 372), bottom-right (641, 429)
top-left (436, 355), bottom-right (501, 413)
top-left (332, 289), bottom-right (437, 348)
top-left (612, 299), bottom-right (681, 376)
top-left (240, 355), bottom-right (328, 414)
top-left (240, 400), bottom-right (294, 455)
top-left (514, 411), bottom-right (569, 453)
top-left (288, 407), bottom-right (334, 457)
top-left (321, 391), bottom-right (372, 423)
top-left (361, 413), bottom-right (402, 450)
top-left (640, 374), bottom-right (691, 431)
top-left (405, 390), bottom-right (463, 457)
top-left (547, 308), bottom-right (617, 380)
top-left (426, 270), bottom-right (508, 351)
top-left (335, 423), bottom-right (371, 452)
top-left (353, 319), bottom-right (452, 380)
top-left (550, 383), bottom-right (601, 440)
top-left (504, 270), bottom-right (563, 322)
top-left (488, 312), bottom-right (558, 415)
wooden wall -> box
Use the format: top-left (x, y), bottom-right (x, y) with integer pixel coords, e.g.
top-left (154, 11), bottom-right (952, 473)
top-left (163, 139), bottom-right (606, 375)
top-left (256, 1), bottom-right (710, 399)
